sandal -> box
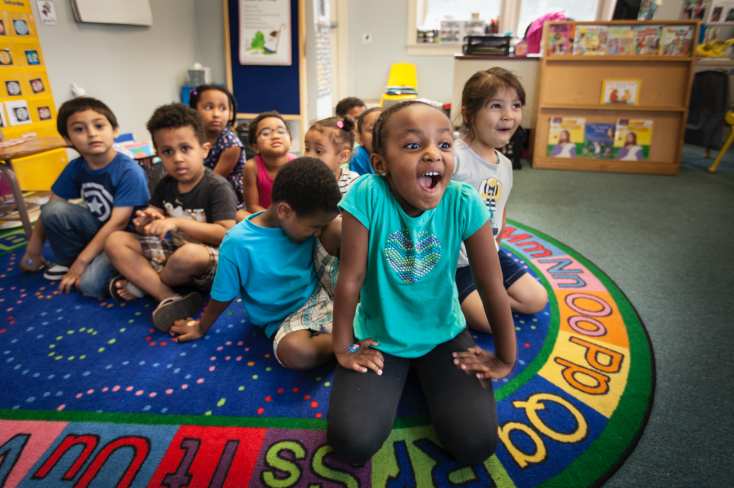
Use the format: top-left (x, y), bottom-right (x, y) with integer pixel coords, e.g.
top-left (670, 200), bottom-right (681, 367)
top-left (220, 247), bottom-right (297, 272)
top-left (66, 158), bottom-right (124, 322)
top-left (109, 275), bottom-right (145, 301)
top-left (152, 292), bottom-right (202, 332)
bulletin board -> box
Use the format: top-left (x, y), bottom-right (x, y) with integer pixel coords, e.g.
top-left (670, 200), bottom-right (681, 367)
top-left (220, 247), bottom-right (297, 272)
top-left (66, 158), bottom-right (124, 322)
top-left (224, 0), bottom-right (306, 124)
top-left (0, 0), bottom-right (66, 190)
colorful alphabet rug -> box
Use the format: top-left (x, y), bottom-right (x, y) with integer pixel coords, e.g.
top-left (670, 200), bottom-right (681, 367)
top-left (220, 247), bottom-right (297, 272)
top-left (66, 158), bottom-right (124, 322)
top-left (0, 221), bottom-right (653, 487)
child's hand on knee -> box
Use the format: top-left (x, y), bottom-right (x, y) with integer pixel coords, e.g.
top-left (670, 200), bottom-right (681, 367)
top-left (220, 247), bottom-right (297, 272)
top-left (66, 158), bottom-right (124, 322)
top-left (169, 318), bottom-right (205, 342)
top-left (336, 338), bottom-right (384, 375)
top-left (453, 347), bottom-right (513, 381)
top-left (20, 252), bottom-right (49, 273)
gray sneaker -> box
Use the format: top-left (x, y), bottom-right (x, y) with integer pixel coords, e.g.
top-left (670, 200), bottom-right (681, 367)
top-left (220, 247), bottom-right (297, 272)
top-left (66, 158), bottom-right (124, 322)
top-left (43, 265), bottom-right (69, 281)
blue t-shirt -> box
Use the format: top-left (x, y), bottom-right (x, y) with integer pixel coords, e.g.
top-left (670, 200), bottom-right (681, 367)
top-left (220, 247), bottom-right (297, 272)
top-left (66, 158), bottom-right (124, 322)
top-left (210, 212), bottom-right (318, 338)
top-left (349, 145), bottom-right (375, 176)
top-left (339, 175), bottom-right (490, 358)
top-left (51, 152), bottom-right (150, 223)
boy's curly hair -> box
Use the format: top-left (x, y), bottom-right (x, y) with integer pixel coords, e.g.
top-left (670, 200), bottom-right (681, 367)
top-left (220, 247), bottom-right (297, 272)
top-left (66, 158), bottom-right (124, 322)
top-left (371, 100), bottom-right (447, 157)
top-left (308, 116), bottom-right (355, 153)
top-left (57, 97), bottom-right (118, 139)
top-left (147, 103), bottom-right (206, 148)
top-left (335, 97), bottom-right (365, 118)
top-left (271, 157), bottom-right (342, 216)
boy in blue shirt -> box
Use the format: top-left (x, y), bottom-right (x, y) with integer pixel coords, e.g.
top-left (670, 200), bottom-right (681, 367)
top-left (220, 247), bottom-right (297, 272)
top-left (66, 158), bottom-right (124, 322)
top-left (169, 157), bottom-right (343, 371)
top-left (19, 97), bottom-right (149, 298)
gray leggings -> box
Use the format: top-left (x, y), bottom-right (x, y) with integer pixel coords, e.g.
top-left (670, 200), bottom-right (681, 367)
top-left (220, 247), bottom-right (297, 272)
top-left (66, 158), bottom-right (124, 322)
top-left (326, 329), bottom-right (499, 465)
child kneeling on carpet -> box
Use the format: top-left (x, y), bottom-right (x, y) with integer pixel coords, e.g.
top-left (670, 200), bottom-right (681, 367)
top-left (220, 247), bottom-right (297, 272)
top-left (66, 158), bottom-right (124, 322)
top-left (105, 103), bottom-right (237, 331)
top-left (19, 97), bottom-right (150, 298)
top-left (168, 157), bottom-right (343, 371)
top-left (327, 101), bottom-right (516, 465)
top-left (452, 68), bottom-right (547, 333)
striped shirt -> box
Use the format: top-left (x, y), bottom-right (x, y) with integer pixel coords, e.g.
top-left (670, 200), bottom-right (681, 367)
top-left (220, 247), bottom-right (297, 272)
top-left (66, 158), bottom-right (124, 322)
top-left (338, 169), bottom-right (360, 197)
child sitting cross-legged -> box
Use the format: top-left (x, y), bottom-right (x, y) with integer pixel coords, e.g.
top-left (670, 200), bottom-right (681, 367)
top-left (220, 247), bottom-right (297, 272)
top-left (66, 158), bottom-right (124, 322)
top-left (168, 157), bottom-right (343, 371)
top-left (19, 97), bottom-right (150, 297)
top-left (105, 103), bottom-right (238, 331)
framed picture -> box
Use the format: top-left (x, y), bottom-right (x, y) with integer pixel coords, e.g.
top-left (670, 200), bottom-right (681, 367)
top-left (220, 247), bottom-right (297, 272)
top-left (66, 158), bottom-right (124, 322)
top-left (680, 0), bottom-right (711, 20)
top-left (601, 80), bottom-right (641, 106)
top-left (707, 1), bottom-right (734, 24)
top-left (5, 100), bottom-right (32, 126)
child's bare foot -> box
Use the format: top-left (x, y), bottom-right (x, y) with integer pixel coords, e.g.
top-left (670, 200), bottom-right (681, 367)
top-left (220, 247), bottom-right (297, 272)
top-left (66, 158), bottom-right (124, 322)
top-left (109, 276), bottom-right (145, 301)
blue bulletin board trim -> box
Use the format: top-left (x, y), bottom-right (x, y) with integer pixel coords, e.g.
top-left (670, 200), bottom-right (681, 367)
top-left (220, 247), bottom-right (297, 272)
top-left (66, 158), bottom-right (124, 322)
top-left (225, 0), bottom-right (301, 116)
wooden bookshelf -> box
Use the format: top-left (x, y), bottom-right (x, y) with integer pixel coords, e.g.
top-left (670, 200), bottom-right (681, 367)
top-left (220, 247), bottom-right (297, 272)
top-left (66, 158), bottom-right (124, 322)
top-left (532, 20), bottom-right (699, 175)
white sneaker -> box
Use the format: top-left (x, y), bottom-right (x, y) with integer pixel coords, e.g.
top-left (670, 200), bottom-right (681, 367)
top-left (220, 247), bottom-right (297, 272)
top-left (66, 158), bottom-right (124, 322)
top-left (43, 265), bottom-right (69, 281)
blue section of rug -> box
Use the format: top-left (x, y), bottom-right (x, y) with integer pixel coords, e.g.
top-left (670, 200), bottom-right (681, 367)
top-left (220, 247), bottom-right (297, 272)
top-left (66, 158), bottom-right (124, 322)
top-left (0, 243), bottom-right (549, 419)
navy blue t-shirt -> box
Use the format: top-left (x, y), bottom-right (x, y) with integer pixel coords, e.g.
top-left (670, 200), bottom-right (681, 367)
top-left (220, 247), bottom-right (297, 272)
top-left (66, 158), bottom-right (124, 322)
top-left (51, 152), bottom-right (150, 223)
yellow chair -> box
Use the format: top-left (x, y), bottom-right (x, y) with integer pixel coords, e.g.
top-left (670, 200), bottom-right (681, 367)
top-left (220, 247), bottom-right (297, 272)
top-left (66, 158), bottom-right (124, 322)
top-left (380, 63), bottom-right (418, 107)
top-left (708, 110), bottom-right (734, 173)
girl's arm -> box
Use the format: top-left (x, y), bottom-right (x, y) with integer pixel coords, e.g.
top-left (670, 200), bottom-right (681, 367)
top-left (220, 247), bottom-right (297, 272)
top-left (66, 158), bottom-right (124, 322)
top-left (455, 221), bottom-right (516, 379)
top-left (333, 211), bottom-right (384, 374)
top-left (496, 207), bottom-right (507, 247)
top-left (242, 158), bottom-right (266, 213)
top-left (211, 146), bottom-right (241, 179)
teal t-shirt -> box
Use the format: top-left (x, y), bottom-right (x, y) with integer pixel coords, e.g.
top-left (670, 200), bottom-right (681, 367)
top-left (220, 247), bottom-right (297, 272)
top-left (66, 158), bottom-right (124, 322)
top-left (339, 175), bottom-right (491, 358)
top-left (210, 212), bottom-right (318, 338)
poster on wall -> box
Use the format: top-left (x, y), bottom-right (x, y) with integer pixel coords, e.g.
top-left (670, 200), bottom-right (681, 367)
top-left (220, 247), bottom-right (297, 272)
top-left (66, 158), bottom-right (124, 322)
top-left (239, 0), bottom-right (292, 66)
top-left (36, 1), bottom-right (59, 26)
top-left (5, 100), bottom-right (32, 126)
top-left (707, 1), bottom-right (734, 24)
top-left (680, 0), bottom-right (711, 20)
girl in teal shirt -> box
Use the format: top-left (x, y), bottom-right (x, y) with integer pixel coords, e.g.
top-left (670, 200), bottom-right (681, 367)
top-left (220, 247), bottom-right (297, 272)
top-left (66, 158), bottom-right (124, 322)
top-left (328, 101), bottom-right (516, 465)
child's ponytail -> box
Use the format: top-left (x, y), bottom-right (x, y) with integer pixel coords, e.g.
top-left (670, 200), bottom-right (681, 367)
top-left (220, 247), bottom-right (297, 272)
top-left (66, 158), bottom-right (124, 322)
top-left (309, 115), bottom-right (355, 153)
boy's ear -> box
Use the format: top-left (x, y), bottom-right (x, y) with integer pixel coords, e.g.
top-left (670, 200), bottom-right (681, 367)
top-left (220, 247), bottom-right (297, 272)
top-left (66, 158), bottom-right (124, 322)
top-left (202, 141), bottom-right (211, 154)
top-left (276, 201), bottom-right (292, 220)
top-left (370, 152), bottom-right (387, 175)
top-left (61, 135), bottom-right (73, 147)
top-left (113, 126), bottom-right (120, 139)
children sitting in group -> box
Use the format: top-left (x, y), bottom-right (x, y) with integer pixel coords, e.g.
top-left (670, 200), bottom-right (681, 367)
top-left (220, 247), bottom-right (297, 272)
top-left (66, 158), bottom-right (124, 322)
top-left (189, 85), bottom-right (247, 212)
top-left (105, 103), bottom-right (238, 332)
top-left (349, 107), bottom-right (383, 176)
top-left (327, 101), bottom-right (516, 465)
top-left (241, 111), bottom-right (297, 215)
top-left (303, 116), bottom-right (360, 196)
top-left (19, 97), bottom-right (150, 298)
top-left (169, 157), bottom-right (343, 371)
top-left (452, 68), bottom-right (547, 333)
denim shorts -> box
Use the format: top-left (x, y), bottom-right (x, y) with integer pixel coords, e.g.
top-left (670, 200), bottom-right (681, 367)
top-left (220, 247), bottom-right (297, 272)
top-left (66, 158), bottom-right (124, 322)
top-left (455, 249), bottom-right (526, 303)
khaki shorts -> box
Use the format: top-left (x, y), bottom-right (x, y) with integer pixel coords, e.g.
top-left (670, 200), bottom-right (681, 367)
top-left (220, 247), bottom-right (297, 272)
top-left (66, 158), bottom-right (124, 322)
top-left (137, 236), bottom-right (218, 289)
top-left (272, 239), bottom-right (338, 364)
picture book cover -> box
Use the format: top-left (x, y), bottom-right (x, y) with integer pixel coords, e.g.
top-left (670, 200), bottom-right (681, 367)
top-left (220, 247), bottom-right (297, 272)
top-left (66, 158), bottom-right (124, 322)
top-left (607, 26), bottom-right (635, 55)
top-left (547, 24), bottom-right (572, 55)
top-left (601, 79), bottom-right (640, 105)
top-left (662, 26), bottom-right (694, 55)
top-left (573, 25), bottom-right (608, 55)
top-left (547, 117), bottom-right (585, 158)
top-left (613, 119), bottom-right (653, 160)
top-left (582, 123), bottom-right (615, 159)
top-left (634, 25), bottom-right (663, 55)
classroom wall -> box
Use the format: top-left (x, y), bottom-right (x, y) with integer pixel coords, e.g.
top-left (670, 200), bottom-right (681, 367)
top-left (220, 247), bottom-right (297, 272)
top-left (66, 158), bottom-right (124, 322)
top-left (31, 0), bottom-right (204, 143)
top-left (347, 0), bottom-right (455, 104)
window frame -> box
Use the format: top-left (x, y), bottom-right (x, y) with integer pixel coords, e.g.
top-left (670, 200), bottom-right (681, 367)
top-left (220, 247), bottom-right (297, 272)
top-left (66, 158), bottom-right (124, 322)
top-left (405, 0), bottom-right (617, 56)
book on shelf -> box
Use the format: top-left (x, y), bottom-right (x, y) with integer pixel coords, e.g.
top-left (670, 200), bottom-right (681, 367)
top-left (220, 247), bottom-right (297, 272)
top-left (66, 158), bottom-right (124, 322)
top-left (662, 26), bottom-right (694, 55)
top-left (582, 123), bottom-right (615, 159)
top-left (601, 79), bottom-right (641, 105)
top-left (606, 26), bottom-right (635, 55)
top-left (547, 117), bottom-right (585, 158)
top-left (547, 24), bottom-right (572, 55)
top-left (613, 119), bottom-right (653, 161)
top-left (573, 25), bottom-right (608, 55)
top-left (634, 25), bottom-right (663, 55)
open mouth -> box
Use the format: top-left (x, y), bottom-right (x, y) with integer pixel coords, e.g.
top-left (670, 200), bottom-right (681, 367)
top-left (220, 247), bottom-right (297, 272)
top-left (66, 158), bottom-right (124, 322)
top-left (418, 171), bottom-right (441, 190)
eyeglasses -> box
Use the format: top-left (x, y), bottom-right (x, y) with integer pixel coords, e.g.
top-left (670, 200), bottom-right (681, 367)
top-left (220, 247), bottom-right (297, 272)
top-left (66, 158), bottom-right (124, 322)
top-left (258, 127), bottom-right (288, 139)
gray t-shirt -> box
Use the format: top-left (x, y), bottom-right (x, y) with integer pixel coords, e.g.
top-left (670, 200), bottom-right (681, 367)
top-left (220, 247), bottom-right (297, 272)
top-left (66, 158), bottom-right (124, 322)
top-left (452, 139), bottom-right (513, 267)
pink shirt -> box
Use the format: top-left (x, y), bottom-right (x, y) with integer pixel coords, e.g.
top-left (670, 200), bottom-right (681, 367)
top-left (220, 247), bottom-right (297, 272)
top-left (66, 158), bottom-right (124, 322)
top-left (255, 153), bottom-right (297, 209)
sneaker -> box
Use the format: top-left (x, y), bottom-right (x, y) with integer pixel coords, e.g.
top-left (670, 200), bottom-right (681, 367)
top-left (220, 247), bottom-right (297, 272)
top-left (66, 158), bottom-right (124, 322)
top-left (43, 265), bottom-right (69, 281)
top-left (152, 292), bottom-right (202, 332)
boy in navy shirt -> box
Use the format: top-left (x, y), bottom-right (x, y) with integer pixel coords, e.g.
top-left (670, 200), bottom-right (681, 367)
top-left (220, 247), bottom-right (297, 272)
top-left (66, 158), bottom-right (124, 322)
top-left (19, 98), bottom-right (149, 297)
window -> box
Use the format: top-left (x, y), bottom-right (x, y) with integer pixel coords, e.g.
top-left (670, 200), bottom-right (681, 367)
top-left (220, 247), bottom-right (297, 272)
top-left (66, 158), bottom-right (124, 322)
top-left (419, 0), bottom-right (501, 30)
top-left (517, 0), bottom-right (599, 38)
